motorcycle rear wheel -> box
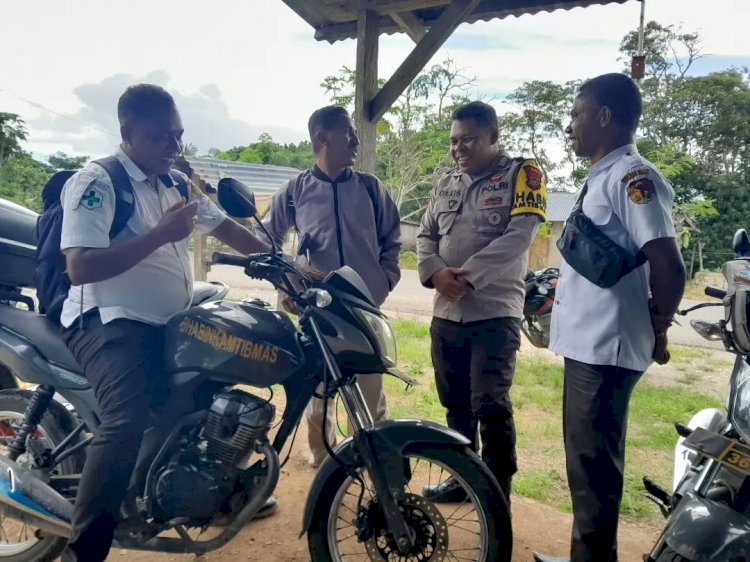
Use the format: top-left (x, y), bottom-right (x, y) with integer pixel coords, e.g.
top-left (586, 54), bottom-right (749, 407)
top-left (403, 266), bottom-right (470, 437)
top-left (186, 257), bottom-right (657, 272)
top-left (308, 445), bottom-right (511, 562)
top-left (0, 390), bottom-right (84, 561)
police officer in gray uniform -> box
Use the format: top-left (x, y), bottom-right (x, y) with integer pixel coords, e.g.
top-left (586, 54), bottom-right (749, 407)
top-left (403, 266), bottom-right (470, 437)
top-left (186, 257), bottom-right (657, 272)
top-left (534, 74), bottom-right (686, 562)
top-left (261, 105), bottom-right (402, 468)
top-left (417, 101), bottom-right (546, 503)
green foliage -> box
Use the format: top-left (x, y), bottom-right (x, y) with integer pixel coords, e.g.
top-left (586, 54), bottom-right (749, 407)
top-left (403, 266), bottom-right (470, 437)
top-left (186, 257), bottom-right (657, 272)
top-left (217, 134), bottom-right (315, 170)
top-left (0, 113), bottom-right (28, 169)
top-left (500, 80), bottom-right (582, 189)
top-left (47, 151), bottom-right (88, 171)
top-left (0, 153), bottom-right (49, 212)
top-left (399, 251), bottom-right (417, 270)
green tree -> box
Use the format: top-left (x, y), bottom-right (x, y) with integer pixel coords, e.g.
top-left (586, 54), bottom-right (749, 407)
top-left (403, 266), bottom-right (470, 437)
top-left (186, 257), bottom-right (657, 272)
top-left (0, 113), bottom-right (28, 170)
top-left (0, 154), bottom-right (48, 212)
top-left (47, 151), bottom-right (88, 171)
top-left (500, 80), bottom-right (581, 189)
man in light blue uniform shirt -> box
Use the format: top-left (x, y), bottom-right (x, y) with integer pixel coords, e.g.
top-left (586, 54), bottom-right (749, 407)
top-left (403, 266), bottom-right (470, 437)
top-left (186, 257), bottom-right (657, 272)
top-left (534, 74), bottom-right (686, 562)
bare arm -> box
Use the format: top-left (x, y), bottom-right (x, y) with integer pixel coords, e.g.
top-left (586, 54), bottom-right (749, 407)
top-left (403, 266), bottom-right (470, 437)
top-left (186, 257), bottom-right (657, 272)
top-left (641, 236), bottom-right (686, 321)
top-left (65, 200), bottom-right (198, 285)
top-left (211, 217), bottom-right (271, 255)
top-left (641, 237), bottom-right (686, 365)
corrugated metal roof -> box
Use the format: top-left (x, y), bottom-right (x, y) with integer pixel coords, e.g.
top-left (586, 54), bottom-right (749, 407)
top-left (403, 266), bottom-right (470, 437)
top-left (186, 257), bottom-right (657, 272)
top-left (547, 190), bottom-right (577, 222)
top-left (185, 157), bottom-right (301, 195)
top-left (282, 0), bottom-right (632, 43)
top-left (187, 156), bottom-right (578, 222)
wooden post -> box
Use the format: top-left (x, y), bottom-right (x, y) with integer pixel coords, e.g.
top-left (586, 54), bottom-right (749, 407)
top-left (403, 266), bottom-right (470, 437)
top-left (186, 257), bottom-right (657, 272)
top-left (688, 243), bottom-right (696, 279)
top-left (699, 242), bottom-right (705, 272)
top-left (193, 234), bottom-right (208, 281)
top-left (353, 9), bottom-right (379, 174)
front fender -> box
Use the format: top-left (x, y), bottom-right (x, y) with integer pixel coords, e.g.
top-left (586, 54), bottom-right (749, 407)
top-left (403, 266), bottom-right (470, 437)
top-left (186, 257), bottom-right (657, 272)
top-left (300, 419), bottom-right (470, 536)
top-left (665, 492), bottom-right (750, 561)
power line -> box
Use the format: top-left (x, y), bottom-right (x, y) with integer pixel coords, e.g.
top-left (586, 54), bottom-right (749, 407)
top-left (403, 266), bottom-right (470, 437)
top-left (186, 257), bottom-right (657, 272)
top-left (0, 87), bottom-right (119, 138)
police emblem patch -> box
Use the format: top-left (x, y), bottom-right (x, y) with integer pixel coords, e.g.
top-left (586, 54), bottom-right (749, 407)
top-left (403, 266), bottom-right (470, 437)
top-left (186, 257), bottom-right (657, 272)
top-left (490, 172), bottom-right (505, 183)
top-left (487, 211), bottom-right (502, 226)
top-left (524, 165), bottom-right (543, 190)
top-left (627, 178), bottom-right (656, 204)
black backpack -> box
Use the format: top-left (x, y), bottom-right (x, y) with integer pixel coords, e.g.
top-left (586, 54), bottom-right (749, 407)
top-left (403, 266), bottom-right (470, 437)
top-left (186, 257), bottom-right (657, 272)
top-left (35, 156), bottom-right (188, 322)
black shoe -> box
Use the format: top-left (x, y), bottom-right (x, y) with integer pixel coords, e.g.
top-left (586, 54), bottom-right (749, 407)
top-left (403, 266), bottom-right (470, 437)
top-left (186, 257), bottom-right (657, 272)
top-left (532, 553), bottom-right (570, 562)
top-left (422, 478), bottom-right (468, 503)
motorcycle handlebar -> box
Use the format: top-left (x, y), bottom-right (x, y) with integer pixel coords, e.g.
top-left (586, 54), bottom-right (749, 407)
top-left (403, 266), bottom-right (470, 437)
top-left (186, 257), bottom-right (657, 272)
top-left (211, 252), bottom-right (250, 267)
top-left (705, 286), bottom-right (727, 300)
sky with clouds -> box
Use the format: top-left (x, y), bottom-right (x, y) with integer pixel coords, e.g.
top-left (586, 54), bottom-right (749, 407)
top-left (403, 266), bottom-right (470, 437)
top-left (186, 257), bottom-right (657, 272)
top-left (1, 0), bottom-right (747, 159)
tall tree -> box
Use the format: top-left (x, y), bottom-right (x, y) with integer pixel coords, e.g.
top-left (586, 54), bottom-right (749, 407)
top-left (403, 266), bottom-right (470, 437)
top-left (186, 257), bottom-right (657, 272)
top-left (47, 152), bottom-right (88, 171)
top-left (0, 113), bottom-right (28, 170)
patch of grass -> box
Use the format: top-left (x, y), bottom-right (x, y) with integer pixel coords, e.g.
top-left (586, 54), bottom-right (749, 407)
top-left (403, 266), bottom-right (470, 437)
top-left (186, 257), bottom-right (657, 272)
top-left (399, 251), bottom-right (418, 270)
top-left (677, 372), bottom-right (702, 385)
top-left (683, 271), bottom-right (725, 302)
top-left (385, 319), bottom-right (722, 522)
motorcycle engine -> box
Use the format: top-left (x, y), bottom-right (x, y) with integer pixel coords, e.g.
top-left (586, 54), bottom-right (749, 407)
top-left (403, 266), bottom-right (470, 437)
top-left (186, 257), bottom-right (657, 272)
top-left (152, 390), bottom-right (275, 521)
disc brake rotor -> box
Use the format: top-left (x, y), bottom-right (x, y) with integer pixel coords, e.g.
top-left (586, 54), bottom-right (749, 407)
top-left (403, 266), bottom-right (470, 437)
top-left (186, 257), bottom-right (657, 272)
top-left (364, 493), bottom-right (449, 562)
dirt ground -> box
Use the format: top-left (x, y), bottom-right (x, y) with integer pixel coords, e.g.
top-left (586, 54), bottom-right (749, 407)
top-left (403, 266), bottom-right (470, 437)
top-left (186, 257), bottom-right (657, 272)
top-left (109, 416), bottom-right (660, 562)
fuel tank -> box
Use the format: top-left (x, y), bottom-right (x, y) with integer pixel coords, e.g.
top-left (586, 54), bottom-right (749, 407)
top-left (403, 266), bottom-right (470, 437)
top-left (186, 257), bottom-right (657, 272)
top-left (164, 300), bottom-right (305, 387)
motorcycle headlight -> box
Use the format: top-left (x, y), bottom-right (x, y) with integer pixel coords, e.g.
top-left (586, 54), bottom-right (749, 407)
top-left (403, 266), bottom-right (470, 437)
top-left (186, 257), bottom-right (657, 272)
top-left (354, 309), bottom-right (397, 368)
top-left (730, 358), bottom-right (750, 442)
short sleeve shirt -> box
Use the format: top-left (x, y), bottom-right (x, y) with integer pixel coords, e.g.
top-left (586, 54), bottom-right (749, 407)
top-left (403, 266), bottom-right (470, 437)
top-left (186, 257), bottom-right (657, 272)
top-left (59, 148), bottom-right (226, 327)
top-left (549, 144), bottom-right (677, 372)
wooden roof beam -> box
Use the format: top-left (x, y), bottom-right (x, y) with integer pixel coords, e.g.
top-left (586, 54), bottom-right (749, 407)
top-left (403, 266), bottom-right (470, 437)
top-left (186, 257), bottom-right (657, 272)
top-left (368, 0), bottom-right (481, 122)
top-left (390, 10), bottom-right (426, 43)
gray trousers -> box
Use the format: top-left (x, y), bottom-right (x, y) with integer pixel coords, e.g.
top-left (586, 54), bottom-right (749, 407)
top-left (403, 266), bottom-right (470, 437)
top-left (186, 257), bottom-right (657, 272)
top-left (306, 374), bottom-right (388, 465)
top-left (563, 358), bottom-right (642, 562)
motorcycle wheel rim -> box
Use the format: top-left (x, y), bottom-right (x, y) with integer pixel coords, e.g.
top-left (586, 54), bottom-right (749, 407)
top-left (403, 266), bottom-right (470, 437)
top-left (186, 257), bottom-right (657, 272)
top-left (326, 453), bottom-right (489, 561)
top-left (0, 410), bottom-right (54, 555)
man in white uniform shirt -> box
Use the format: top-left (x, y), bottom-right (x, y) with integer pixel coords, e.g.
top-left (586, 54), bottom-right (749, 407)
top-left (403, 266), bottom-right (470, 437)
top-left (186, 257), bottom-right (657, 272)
top-left (534, 74), bottom-right (686, 562)
top-left (59, 84), bottom-right (272, 562)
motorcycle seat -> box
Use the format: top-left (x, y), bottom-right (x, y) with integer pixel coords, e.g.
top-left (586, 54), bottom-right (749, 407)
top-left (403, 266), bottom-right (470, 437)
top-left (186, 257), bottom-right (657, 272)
top-left (191, 281), bottom-right (224, 306)
top-left (0, 306), bottom-right (80, 372)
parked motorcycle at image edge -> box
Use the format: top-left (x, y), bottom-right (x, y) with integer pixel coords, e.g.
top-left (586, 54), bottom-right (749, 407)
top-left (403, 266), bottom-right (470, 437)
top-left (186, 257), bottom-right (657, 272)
top-left (0, 179), bottom-right (511, 562)
top-left (644, 228), bottom-right (750, 561)
top-left (521, 267), bottom-right (558, 349)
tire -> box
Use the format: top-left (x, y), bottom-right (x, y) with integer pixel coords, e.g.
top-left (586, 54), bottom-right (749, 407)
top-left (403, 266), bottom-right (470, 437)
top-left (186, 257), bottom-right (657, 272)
top-left (655, 547), bottom-right (689, 562)
top-left (308, 445), bottom-right (512, 562)
top-left (0, 389), bottom-right (85, 561)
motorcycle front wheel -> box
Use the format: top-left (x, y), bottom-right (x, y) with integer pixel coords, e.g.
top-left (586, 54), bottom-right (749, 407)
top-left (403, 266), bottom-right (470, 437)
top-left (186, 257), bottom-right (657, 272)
top-left (308, 445), bottom-right (511, 562)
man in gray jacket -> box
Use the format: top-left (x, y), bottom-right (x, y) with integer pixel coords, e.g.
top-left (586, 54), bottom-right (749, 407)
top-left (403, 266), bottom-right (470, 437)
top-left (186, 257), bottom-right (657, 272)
top-left (261, 105), bottom-right (402, 467)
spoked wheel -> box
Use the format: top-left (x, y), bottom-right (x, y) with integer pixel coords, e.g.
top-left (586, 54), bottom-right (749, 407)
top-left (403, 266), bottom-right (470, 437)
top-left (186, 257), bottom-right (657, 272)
top-left (309, 445), bottom-right (511, 562)
top-left (0, 391), bottom-right (84, 561)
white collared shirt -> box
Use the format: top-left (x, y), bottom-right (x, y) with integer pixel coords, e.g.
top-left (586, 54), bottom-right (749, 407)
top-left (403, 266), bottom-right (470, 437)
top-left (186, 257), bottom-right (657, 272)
top-left (549, 144), bottom-right (677, 372)
top-left (59, 148), bottom-right (226, 327)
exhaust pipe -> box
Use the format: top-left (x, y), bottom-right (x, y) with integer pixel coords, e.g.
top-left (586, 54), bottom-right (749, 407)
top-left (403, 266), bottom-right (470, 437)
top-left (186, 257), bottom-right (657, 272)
top-left (0, 456), bottom-right (72, 538)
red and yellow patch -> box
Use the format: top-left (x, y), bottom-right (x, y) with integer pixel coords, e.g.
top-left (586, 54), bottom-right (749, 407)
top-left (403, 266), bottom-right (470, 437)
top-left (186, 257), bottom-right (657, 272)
top-left (524, 165), bottom-right (543, 190)
top-left (511, 160), bottom-right (547, 220)
top-left (627, 178), bottom-right (656, 204)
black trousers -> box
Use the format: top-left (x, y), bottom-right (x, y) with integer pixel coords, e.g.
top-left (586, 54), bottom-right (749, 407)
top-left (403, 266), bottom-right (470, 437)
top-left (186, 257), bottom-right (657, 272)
top-left (563, 358), bottom-right (642, 562)
top-left (430, 316), bottom-right (521, 488)
top-left (61, 313), bottom-right (167, 562)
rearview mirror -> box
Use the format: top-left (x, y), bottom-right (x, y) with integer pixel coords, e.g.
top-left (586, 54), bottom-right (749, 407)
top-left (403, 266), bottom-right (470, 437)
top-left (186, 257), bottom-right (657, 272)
top-left (218, 178), bottom-right (257, 218)
top-left (733, 229), bottom-right (750, 258)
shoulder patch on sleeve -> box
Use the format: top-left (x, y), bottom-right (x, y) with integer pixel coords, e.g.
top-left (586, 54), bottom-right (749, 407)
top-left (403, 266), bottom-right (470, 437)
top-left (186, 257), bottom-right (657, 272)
top-left (621, 166), bottom-right (651, 183)
top-left (71, 179), bottom-right (110, 210)
top-left (626, 177), bottom-right (657, 204)
top-left (510, 160), bottom-right (547, 220)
